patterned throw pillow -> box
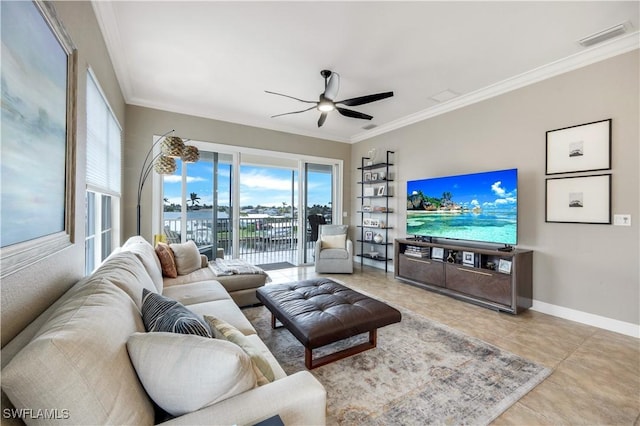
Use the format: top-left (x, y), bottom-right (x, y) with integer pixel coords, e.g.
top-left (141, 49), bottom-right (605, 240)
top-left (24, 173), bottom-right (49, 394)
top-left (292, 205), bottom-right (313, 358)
top-left (155, 243), bottom-right (178, 278)
top-left (141, 289), bottom-right (211, 337)
top-left (204, 315), bottom-right (275, 385)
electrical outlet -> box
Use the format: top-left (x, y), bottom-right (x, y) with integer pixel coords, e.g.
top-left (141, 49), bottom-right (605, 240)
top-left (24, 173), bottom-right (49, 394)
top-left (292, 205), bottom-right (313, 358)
top-left (613, 214), bottom-right (631, 226)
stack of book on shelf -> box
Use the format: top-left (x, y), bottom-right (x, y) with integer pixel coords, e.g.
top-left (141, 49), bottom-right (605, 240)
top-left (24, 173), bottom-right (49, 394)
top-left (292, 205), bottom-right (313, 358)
top-left (404, 245), bottom-right (430, 258)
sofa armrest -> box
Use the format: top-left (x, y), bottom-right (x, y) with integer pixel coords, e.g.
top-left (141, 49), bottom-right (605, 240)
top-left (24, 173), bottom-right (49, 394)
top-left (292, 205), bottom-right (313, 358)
top-left (160, 371), bottom-right (326, 426)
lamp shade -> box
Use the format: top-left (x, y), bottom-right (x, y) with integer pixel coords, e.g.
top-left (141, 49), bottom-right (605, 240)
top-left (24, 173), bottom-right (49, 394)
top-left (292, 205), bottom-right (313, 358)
top-left (161, 136), bottom-right (185, 158)
top-left (182, 145), bottom-right (200, 163)
top-left (153, 155), bottom-right (177, 174)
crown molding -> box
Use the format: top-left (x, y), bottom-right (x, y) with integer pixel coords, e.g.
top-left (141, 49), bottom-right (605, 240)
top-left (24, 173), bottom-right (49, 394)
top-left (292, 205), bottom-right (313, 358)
top-left (350, 32), bottom-right (640, 143)
top-left (91, 1), bottom-right (134, 100)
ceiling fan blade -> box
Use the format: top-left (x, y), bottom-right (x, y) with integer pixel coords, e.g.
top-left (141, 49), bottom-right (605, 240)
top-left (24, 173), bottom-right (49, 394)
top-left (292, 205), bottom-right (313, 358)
top-left (324, 72), bottom-right (340, 100)
top-left (336, 91), bottom-right (394, 107)
top-left (336, 107), bottom-right (373, 120)
top-left (317, 112), bottom-right (328, 127)
top-left (265, 90), bottom-right (317, 104)
top-left (271, 105), bottom-right (317, 118)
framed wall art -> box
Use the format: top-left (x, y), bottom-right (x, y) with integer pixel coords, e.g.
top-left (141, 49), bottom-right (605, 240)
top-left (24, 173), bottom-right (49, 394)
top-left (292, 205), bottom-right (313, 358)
top-left (545, 174), bottom-right (611, 224)
top-left (546, 119), bottom-right (611, 175)
top-left (0, 1), bottom-right (77, 277)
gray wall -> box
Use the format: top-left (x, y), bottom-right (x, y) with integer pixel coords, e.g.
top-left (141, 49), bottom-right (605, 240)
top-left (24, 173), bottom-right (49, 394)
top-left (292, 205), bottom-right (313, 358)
top-left (1, 2), bottom-right (126, 345)
top-left (124, 105), bottom-right (352, 241)
top-left (352, 50), bottom-right (639, 325)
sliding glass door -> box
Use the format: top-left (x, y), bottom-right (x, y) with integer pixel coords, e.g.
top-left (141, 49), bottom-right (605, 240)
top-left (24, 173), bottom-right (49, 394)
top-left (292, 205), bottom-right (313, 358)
top-left (162, 151), bottom-right (234, 259)
top-left (303, 163), bottom-right (334, 263)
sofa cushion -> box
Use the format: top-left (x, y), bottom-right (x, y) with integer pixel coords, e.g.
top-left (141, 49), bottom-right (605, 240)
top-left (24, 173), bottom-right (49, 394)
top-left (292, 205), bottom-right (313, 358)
top-left (155, 242), bottom-right (178, 278)
top-left (127, 332), bottom-right (256, 417)
top-left (162, 280), bottom-right (231, 306)
top-left (170, 240), bottom-right (202, 275)
top-left (123, 236), bottom-right (164, 293)
top-left (92, 251), bottom-right (158, 308)
top-left (187, 299), bottom-right (257, 336)
top-left (2, 279), bottom-right (154, 425)
top-left (141, 289), bottom-right (212, 337)
top-left (205, 316), bottom-right (275, 385)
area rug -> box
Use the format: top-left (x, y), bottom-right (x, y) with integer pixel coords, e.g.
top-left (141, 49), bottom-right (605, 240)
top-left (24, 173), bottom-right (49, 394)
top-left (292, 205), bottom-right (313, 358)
top-left (255, 262), bottom-right (296, 271)
top-left (243, 305), bottom-right (551, 425)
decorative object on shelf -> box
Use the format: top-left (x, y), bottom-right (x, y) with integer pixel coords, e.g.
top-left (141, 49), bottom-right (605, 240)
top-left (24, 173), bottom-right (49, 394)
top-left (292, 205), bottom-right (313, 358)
top-left (137, 130), bottom-right (200, 235)
top-left (363, 218), bottom-right (380, 228)
top-left (377, 186), bottom-right (386, 196)
top-left (546, 119), bottom-right (611, 175)
top-left (431, 247), bottom-right (444, 260)
top-left (462, 251), bottom-right (475, 267)
top-left (364, 231), bottom-right (373, 241)
top-left (545, 174), bottom-right (611, 224)
top-left (498, 259), bottom-right (512, 274)
top-left (362, 205), bottom-right (372, 212)
top-left (486, 261), bottom-right (496, 270)
top-left (371, 172), bottom-right (379, 181)
top-left (367, 148), bottom-right (377, 165)
top-left (364, 187), bottom-right (375, 197)
top-left (364, 172), bottom-right (372, 182)
top-left (373, 233), bottom-right (384, 244)
top-left (446, 250), bottom-right (457, 263)
top-left (369, 251), bottom-right (380, 258)
top-left (378, 171), bottom-right (386, 180)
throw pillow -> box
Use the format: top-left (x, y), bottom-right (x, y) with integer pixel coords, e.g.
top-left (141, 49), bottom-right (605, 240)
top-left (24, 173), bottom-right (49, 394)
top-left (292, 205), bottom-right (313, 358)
top-left (155, 243), bottom-right (178, 278)
top-left (170, 240), bottom-right (202, 275)
top-left (204, 316), bottom-right (275, 385)
top-left (127, 332), bottom-right (256, 416)
top-left (141, 288), bottom-right (211, 337)
top-left (321, 233), bottom-right (346, 249)
top-left (201, 254), bottom-right (209, 268)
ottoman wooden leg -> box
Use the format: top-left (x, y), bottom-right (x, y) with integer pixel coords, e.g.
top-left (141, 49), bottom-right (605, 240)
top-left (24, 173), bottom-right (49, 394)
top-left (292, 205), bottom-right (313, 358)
top-left (305, 329), bottom-right (377, 369)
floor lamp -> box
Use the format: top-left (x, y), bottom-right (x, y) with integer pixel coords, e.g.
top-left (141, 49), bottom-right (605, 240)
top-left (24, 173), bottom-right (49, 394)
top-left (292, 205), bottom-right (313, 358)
top-left (136, 130), bottom-right (200, 235)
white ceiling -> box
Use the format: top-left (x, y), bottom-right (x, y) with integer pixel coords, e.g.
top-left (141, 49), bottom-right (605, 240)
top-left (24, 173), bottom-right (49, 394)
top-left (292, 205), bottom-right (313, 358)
top-left (93, 1), bottom-right (639, 143)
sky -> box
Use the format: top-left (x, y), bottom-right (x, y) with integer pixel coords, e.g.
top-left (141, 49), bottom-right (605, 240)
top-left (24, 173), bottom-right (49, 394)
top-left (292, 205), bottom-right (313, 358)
top-left (163, 161), bottom-right (332, 208)
top-left (406, 168), bottom-right (518, 209)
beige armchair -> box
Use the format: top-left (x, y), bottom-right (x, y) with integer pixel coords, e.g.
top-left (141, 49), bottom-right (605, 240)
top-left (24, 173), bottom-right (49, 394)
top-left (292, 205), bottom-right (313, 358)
top-left (314, 224), bottom-right (353, 273)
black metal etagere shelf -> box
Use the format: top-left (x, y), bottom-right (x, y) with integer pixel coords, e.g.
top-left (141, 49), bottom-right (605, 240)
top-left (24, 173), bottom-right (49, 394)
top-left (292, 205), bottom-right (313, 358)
top-left (356, 150), bottom-right (394, 272)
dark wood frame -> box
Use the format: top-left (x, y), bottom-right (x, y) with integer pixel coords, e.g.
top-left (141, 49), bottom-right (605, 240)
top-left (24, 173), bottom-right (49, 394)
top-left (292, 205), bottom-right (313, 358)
top-left (545, 119), bottom-right (611, 175)
top-left (545, 174), bottom-right (612, 224)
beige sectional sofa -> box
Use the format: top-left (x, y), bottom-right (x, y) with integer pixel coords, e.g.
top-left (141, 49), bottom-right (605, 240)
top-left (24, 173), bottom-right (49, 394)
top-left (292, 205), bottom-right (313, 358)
top-left (1, 236), bottom-right (326, 425)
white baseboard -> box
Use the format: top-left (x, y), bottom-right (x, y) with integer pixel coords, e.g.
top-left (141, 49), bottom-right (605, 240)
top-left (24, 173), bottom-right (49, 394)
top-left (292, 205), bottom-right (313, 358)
top-left (531, 300), bottom-right (639, 339)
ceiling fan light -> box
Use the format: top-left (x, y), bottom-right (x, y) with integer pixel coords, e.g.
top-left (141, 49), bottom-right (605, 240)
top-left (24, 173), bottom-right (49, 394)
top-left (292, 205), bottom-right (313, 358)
top-left (318, 101), bottom-right (335, 112)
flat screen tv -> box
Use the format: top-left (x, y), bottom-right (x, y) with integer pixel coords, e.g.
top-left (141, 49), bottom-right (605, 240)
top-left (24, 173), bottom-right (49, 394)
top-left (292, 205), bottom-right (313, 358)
top-left (406, 168), bottom-right (518, 246)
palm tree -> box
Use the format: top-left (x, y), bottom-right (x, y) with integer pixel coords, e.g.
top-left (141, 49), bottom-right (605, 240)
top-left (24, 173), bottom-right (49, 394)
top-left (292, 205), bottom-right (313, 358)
top-left (188, 192), bottom-right (201, 210)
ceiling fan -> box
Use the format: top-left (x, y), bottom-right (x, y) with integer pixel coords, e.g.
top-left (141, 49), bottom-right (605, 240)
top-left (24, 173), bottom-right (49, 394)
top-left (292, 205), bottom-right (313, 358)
top-left (265, 70), bottom-right (394, 128)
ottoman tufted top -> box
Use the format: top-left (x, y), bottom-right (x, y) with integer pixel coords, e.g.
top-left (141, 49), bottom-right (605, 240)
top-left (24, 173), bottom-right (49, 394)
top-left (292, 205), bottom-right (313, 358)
top-left (256, 278), bottom-right (401, 349)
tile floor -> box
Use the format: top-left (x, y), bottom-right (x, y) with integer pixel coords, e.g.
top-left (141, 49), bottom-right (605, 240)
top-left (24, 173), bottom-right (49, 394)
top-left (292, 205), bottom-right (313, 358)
top-left (265, 265), bottom-right (640, 425)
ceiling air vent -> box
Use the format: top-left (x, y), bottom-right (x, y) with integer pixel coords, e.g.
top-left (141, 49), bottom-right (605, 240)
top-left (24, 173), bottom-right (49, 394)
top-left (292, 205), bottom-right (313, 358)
top-left (362, 124), bottom-right (377, 130)
top-left (578, 23), bottom-right (628, 47)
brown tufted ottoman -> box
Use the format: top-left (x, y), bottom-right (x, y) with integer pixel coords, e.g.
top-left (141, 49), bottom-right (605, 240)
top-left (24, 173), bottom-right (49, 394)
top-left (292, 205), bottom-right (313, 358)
top-left (256, 278), bottom-right (402, 369)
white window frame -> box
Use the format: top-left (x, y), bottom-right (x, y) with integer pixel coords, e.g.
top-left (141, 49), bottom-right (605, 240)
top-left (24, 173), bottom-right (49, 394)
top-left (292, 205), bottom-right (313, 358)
top-left (85, 69), bottom-right (121, 274)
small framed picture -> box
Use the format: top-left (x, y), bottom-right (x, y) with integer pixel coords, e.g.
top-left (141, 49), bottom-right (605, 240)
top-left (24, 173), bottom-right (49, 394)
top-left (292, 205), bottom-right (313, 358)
top-left (371, 172), bottom-right (379, 181)
top-left (363, 218), bottom-right (371, 227)
top-left (363, 187), bottom-right (375, 197)
top-left (369, 218), bottom-right (380, 228)
top-left (498, 259), bottom-right (512, 274)
top-left (364, 230), bottom-right (373, 241)
top-left (431, 247), bottom-right (444, 260)
top-left (462, 251), bottom-right (475, 267)
top-left (377, 185), bottom-right (386, 196)
top-left (364, 172), bottom-right (372, 182)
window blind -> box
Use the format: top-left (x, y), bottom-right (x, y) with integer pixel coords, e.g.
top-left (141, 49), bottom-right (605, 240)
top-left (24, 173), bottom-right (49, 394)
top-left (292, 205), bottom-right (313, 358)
top-left (86, 72), bottom-right (121, 195)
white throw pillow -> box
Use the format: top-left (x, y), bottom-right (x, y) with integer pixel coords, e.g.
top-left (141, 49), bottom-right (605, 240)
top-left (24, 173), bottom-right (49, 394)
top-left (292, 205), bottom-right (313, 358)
top-left (126, 332), bottom-right (257, 416)
top-left (321, 233), bottom-right (346, 249)
top-left (170, 240), bottom-right (202, 275)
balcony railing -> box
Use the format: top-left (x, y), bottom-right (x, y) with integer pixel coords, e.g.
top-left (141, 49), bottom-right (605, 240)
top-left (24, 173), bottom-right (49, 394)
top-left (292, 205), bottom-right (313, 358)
top-left (163, 216), bottom-right (312, 265)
